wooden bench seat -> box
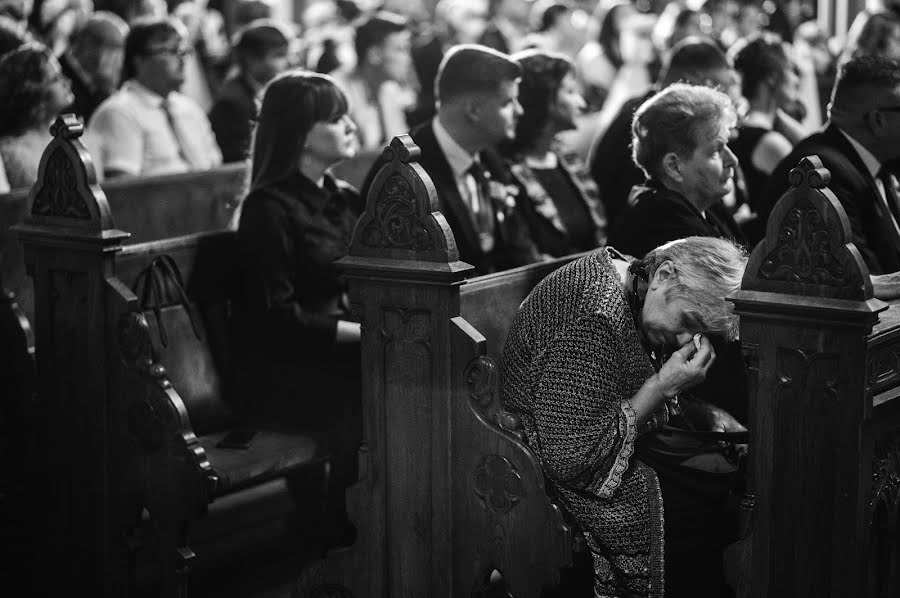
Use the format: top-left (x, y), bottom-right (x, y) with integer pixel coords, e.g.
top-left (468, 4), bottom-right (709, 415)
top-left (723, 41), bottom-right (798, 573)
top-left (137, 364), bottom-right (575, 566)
top-left (12, 117), bottom-right (340, 596)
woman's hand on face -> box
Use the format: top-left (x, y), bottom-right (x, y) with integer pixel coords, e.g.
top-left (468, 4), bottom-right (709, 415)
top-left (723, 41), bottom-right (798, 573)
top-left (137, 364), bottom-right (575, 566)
top-left (657, 335), bottom-right (715, 399)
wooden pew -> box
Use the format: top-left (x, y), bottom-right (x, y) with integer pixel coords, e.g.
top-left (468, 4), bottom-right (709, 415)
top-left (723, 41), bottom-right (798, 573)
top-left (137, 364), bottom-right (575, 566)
top-left (297, 137), bottom-right (579, 597)
top-left (729, 156), bottom-right (900, 597)
top-left (0, 149), bottom-right (246, 324)
top-left (12, 117), bottom-right (331, 596)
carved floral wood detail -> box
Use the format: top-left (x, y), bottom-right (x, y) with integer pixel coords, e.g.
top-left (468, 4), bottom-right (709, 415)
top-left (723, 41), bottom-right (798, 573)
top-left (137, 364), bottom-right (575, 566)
top-left (759, 197), bottom-right (849, 286)
top-left (775, 347), bottom-right (839, 409)
top-left (740, 155), bottom-right (871, 299)
top-left (868, 345), bottom-right (900, 395)
top-left (869, 431), bottom-right (900, 525)
top-left (119, 313), bottom-right (168, 452)
top-left (473, 454), bottom-right (525, 514)
top-left (360, 173), bottom-right (434, 251)
top-left (32, 146), bottom-right (91, 219)
top-left (380, 306), bottom-right (431, 352)
top-left (464, 356), bottom-right (524, 440)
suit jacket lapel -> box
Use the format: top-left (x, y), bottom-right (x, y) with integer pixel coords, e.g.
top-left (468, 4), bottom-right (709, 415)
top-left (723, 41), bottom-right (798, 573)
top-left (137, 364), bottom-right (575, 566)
top-left (827, 124), bottom-right (900, 256)
top-left (413, 123), bottom-right (481, 259)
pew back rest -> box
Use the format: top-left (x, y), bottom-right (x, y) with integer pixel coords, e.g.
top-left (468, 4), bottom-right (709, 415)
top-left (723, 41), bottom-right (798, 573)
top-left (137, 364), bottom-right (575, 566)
top-left (1, 163), bottom-right (246, 323)
top-left (117, 230), bottom-right (238, 435)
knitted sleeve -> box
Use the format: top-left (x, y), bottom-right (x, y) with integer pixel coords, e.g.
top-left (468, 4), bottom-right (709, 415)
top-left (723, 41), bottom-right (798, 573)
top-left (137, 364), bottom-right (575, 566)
top-left (532, 312), bottom-right (638, 499)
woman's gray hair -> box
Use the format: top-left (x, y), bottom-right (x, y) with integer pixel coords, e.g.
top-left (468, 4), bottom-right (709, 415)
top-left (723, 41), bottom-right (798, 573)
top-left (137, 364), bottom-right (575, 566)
top-left (631, 83), bottom-right (737, 181)
top-left (640, 236), bottom-right (748, 341)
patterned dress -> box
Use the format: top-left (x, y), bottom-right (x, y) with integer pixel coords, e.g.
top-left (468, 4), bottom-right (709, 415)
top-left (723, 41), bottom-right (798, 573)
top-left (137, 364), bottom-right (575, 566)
top-left (500, 248), bottom-right (664, 598)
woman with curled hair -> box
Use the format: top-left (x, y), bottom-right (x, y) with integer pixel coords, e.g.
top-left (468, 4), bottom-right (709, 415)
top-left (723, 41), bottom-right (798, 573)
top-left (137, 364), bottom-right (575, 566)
top-left (609, 83), bottom-right (746, 259)
top-left (728, 32), bottom-right (799, 224)
top-left (502, 49), bottom-right (606, 257)
top-left (0, 42), bottom-right (72, 190)
top-left (501, 235), bottom-right (747, 597)
top-left (231, 70), bottom-right (362, 548)
top-left (608, 82), bottom-right (750, 598)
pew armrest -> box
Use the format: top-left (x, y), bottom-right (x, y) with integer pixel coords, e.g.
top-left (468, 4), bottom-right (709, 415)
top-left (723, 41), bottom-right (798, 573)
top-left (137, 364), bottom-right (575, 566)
top-left (118, 311), bottom-right (218, 521)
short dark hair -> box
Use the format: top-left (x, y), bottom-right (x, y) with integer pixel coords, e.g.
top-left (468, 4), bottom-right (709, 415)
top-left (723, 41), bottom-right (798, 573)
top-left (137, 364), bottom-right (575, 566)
top-left (730, 32), bottom-right (791, 100)
top-left (535, 2), bottom-right (571, 33)
top-left (354, 11), bottom-right (408, 63)
top-left (233, 19), bottom-right (291, 62)
top-left (0, 42), bottom-right (60, 136)
top-left (831, 55), bottom-right (900, 112)
top-left (660, 35), bottom-right (731, 86)
top-left (123, 16), bottom-right (185, 81)
top-left (250, 70), bottom-right (349, 190)
top-left (505, 49), bottom-right (572, 156)
top-left (632, 83), bottom-right (737, 180)
top-left (435, 44), bottom-right (521, 103)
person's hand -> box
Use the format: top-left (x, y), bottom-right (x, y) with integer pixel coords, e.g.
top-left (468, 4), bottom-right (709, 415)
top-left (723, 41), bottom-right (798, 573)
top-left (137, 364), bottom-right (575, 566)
top-left (656, 334), bottom-right (715, 399)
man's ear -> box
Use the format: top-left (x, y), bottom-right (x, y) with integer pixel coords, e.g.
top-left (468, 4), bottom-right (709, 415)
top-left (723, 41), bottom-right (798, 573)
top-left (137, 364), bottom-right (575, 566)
top-left (463, 95), bottom-right (481, 122)
top-left (661, 152), bottom-right (683, 183)
top-left (864, 108), bottom-right (887, 137)
top-left (649, 260), bottom-right (677, 289)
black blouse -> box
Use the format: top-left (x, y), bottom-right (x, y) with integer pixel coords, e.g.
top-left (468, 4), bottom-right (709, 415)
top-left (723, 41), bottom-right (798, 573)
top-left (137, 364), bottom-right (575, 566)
top-left (233, 171), bottom-right (362, 357)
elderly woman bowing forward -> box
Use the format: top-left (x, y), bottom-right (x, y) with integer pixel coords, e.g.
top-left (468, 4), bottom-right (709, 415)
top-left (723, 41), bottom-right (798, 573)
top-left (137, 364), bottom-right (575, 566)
top-left (501, 236), bottom-right (747, 597)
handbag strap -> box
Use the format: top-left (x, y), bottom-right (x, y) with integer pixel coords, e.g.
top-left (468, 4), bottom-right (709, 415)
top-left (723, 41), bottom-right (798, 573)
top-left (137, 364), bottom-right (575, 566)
top-left (133, 255), bottom-right (205, 347)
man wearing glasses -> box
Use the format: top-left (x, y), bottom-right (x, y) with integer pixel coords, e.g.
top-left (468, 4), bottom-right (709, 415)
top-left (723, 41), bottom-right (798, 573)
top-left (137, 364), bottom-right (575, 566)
top-left (764, 55), bottom-right (900, 276)
top-left (87, 16), bottom-right (222, 179)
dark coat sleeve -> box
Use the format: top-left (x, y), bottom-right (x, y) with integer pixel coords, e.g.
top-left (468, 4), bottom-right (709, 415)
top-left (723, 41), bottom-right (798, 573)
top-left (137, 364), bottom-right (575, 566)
top-left (209, 94), bottom-right (253, 163)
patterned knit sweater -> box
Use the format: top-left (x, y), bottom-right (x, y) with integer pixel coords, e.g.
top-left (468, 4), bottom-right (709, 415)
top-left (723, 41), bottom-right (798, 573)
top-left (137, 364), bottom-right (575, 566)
top-left (500, 248), bottom-right (664, 598)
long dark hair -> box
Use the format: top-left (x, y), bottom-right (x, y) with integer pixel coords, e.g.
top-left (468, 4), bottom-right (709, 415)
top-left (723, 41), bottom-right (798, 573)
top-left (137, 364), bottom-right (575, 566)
top-left (502, 50), bottom-right (573, 157)
top-left (249, 70), bottom-right (349, 191)
top-left (598, 2), bottom-right (632, 70)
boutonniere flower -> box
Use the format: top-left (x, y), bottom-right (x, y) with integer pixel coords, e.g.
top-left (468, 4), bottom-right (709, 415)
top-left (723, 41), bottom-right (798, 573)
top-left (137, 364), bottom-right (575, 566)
top-left (486, 180), bottom-right (520, 209)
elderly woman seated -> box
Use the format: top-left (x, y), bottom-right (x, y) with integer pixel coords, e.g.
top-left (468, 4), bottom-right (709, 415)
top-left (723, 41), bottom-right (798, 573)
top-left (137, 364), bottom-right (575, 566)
top-left (501, 235), bottom-right (748, 598)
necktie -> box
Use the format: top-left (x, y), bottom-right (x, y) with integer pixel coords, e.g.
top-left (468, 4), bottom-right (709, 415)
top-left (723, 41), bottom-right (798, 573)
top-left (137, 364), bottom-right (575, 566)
top-left (467, 160), bottom-right (496, 253)
top-left (879, 167), bottom-right (900, 223)
top-left (160, 98), bottom-right (191, 167)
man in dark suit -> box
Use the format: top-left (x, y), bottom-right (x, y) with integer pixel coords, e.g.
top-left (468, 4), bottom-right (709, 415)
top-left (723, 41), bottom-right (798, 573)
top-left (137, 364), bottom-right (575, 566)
top-left (208, 20), bottom-right (292, 163)
top-left (764, 55), bottom-right (900, 275)
top-left (588, 37), bottom-right (741, 228)
top-left (365, 44), bottom-right (540, 275)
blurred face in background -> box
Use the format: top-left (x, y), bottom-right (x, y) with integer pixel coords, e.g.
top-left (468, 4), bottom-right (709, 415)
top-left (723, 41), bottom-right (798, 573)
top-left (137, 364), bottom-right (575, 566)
top-left (246, 45), bottom-right (290, 86)
top-left (373, 30), bottom-right (411, 82)
top-left (550, 71), bottom-right (585, 131)
top-left (445, 0), bottom-right (489, 44)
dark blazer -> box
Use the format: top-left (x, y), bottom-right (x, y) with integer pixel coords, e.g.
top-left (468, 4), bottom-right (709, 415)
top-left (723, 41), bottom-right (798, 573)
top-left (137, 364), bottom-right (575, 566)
top-left (362, 121), bottom-right (540, 275)
top-left (588, 92), bottom-right (651, 227)
top-left (60, 52), bottom-right (110, 122)
top-left (608, 179), bottom-right (745, 260)
top-left (763, 123), bottom-right (900, 274)
top-left (208, 73), bottom-right (257, 163)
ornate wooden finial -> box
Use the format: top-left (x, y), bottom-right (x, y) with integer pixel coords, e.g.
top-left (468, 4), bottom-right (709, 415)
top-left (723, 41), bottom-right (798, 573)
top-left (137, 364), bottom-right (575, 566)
top-left (349, 135), bottom-right (460, 263)
top-left (49, 114), bottom-right (85, 140)
top-left (23, 113), bottom-right (118, 235)
top-left (742, 155), bottom-right (871, 300)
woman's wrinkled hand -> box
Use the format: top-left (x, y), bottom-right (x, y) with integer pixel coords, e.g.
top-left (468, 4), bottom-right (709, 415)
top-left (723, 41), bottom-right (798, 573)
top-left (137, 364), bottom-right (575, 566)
top-left (657, 335), bottom-right (716, 399)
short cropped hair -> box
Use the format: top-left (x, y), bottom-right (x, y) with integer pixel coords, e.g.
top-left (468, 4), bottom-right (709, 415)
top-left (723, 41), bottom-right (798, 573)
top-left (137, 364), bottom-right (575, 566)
top-left (730, 32), bottom-right (792, 100)
top-left (123, 16), bottom-right (186, 81)
top-left (639, 236), bottom-right (748, 341)
top-left (830, 55), bottom-right (900, 114)
top-left (631, 83), bottom-right (737, 180)
top-left (354, 11), bottom-right (408, 63)
top-left (435, 44), bottom-right (521, 103)
top-left (659, 35), bottom-right (731, 86)
top-left (233, 19), bottom-right (291, 61)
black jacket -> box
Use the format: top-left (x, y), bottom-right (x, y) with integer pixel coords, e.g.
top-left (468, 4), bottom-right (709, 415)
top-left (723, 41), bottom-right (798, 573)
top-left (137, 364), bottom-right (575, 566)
top-left (763, 123), bottom-right (900, 274)
top-left (209, 73), bottom-right (257, 163)
top-left (362, 121), bottom-right (541, 275)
